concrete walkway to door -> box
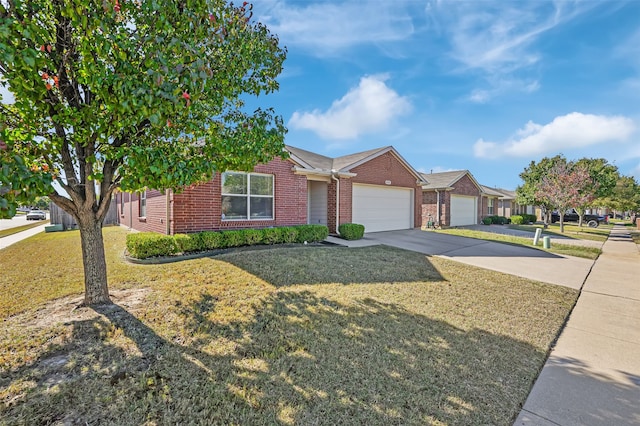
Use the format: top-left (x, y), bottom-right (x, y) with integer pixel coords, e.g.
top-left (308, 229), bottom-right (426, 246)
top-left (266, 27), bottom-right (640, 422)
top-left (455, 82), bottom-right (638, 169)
top-left (327, 228), bottom-right (595, 290)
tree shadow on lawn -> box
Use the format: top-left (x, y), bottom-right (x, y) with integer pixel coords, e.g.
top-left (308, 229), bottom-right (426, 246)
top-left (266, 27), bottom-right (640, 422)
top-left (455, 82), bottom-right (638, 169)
top-left (3, 291), bottom-right (550, 425)
top-left (214, 245), bottom-right (445, 286)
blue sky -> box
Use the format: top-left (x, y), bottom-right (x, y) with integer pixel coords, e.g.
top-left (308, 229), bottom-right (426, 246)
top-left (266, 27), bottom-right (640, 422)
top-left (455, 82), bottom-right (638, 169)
top-left (249, 0), bottom-right (640, 190)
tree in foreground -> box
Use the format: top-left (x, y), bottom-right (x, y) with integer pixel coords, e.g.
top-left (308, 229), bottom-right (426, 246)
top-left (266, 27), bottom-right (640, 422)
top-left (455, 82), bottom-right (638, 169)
top-left (535, 160), bottom-right (594, 233)
top-left (0, 0), bottom-right (287, 305)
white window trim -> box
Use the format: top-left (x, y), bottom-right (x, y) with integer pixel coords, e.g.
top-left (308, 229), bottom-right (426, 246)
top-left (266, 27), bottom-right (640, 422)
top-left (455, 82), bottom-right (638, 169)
top-left (221, 172), bottom-right (274, 221)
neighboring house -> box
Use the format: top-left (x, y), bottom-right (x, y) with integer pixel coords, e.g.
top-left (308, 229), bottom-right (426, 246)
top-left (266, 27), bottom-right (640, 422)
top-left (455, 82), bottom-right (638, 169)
top-left (480, 185), bottom-right (502, 219)
top-left (420, 170), bottom-right (484, 227)
top-left (117, 145), bottom-right (426, 235)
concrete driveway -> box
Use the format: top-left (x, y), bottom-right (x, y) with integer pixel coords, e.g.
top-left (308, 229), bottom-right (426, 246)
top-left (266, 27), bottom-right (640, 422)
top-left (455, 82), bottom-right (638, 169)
top-left (329, 229), bottom-right (596, 290)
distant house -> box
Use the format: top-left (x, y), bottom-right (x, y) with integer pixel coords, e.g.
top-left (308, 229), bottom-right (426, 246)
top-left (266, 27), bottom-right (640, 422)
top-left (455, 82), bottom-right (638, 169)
top-left (117, 145), bottom-right (426, 235)
top-left (420, 170), bottom-right (485, 227)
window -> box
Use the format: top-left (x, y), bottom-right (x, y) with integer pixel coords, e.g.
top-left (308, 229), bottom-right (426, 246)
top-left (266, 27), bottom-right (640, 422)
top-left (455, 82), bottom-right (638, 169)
top-left (487, 198), bottom-right (494, 215)
top-left (120, 192), bottom-right (124, 214)
top-left (139, 191), bottom-right (147, 217)
top-left (221, 172), bottom-right (273, 220)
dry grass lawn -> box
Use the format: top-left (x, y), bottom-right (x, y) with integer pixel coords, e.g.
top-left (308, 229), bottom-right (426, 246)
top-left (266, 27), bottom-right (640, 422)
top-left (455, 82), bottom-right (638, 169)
top-left (0, 227), bottom-right (578, 425)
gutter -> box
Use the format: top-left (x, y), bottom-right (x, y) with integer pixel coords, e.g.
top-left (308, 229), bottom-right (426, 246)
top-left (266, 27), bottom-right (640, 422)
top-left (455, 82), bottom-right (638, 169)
top-left (435, 189), bottom-right (441, 227)
top-left (331, 170), bottom-right (340, 234)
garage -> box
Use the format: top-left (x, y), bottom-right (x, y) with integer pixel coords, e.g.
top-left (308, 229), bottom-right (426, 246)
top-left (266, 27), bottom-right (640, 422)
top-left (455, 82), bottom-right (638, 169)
top-left (352, 184), bottom-right (413, 233)
top-left (450, 195), bottom-right (477, 226)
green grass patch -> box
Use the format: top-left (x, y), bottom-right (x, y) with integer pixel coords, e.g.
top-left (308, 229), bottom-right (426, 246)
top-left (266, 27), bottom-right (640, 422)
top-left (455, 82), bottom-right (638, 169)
top-left (438, 228), bottom-right (601, 260)
top-left (0, 227), bottom-right (578, 425)
top-left (0, 220), bottom-right (49, 238)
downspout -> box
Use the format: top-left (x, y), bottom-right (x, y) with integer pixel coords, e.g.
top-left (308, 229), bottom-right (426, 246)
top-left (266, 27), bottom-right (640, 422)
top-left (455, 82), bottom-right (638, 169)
top-left (165, 189), bottom-right (171, 235)
top-left (129, 192), bottom-right (132, 230)
top-left (435, 189), bottom-right (441, 227)
top-left (331, 170), bottom-right (339, 234)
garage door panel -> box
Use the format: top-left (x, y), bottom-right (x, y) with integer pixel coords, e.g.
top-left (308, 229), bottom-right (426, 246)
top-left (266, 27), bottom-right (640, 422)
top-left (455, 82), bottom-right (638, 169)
top-left (450, 195), bottom-right (477, 226)
top-left (352, 184), bottom-right (412, 233)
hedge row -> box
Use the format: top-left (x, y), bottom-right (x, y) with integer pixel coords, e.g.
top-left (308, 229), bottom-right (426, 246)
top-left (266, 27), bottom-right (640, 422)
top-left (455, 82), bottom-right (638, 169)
top-left (126, 224), bottom-right (329, 259)
top-left (484, 215), bottom-right (511, 225)
top-left (510, 214), bottom-right (538, 225)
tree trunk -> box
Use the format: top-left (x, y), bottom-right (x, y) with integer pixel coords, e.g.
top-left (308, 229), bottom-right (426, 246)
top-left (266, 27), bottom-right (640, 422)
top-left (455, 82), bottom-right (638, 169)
top-left (78, 214), bottom-right (111, 305)
top-left (559, 213), bottom-right (565, 233)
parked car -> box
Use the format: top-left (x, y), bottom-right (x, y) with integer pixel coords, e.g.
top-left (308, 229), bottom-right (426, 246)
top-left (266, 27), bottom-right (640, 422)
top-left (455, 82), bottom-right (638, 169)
top-left (26, 209), bottom-right (47, 220)
top-left (551, 209), bottom-right (606, 228)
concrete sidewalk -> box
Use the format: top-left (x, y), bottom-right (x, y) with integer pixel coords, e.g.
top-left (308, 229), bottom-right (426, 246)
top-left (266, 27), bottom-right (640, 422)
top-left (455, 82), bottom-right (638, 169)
top-left (515, 224), bottom-right (640, 425)
top-left (0, 223), bottom-right (49, 250)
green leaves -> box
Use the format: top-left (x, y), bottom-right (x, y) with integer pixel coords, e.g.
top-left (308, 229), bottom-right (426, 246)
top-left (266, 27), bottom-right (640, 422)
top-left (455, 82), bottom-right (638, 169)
top-left (0, 0), bottom-right (287, 215)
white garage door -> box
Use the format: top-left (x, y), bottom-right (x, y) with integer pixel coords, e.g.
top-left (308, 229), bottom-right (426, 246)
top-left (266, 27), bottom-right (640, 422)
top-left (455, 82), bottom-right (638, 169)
top-left (352, 184), bottom-right (412, 233)
top-left (450, 195), bottom-right (477, 226)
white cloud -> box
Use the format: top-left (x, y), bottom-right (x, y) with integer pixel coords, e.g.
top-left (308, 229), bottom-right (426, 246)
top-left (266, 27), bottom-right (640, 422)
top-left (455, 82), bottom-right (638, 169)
top-left (289, 75), bottom-right (411, 140)
top-left (474, 112), bottom-right (636, 159)
top-left (256, 1), bottom-right (415, 56)
top-left (427, 1), bottom-right (599, 101)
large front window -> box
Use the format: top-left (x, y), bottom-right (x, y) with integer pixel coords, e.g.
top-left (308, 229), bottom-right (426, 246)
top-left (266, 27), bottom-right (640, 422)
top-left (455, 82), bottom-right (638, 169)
top-left (487, 198), bottom-right (494, 215)
top-left (221, 172), bottom-right (274, 220)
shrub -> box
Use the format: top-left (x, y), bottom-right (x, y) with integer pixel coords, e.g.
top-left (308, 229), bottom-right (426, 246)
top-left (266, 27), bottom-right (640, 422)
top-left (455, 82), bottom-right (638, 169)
top-left (294, 224), bottom-right (329, 243)
top-left (222, 230), bottom-right (245, 247)
top-left (339, 223), bottom-right (365, 240)
top-left (261, 227), bottom-right (281, 245)
top-left (510, 215), bottom-right (524, 225)
top-left (279, 227), bottom-right (298, 243)
top-left (174, 233), bottom-right (202, 253)
top-left (526, 214), bottom-right (538, 224)
top-left (486, 215), bottom-right (509, 225)
top-left (200, 231), bottom-right (225, 250)
top-left (243, 229), bottom-right (263, 245)
top-left (126, 233), bottom-right (178, 259)
top-left (482, 217), bottom-right (492, 225)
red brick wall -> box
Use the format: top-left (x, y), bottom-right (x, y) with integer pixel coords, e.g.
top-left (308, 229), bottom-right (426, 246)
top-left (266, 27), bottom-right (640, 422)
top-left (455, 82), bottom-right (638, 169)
top-left (117, 190), bottom-right (166, 233)
top-left (327, 177), bottom-right (353, 234)
top-left (120, 157), bottom-right (308, 235)
top-left (348, 151), bottom-right (422, 228)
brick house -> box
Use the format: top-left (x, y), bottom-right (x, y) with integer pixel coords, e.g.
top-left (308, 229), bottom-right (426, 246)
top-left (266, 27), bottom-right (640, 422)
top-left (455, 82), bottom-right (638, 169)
top-left (117, 145), bottom-right (425, 235)
top-left (421, 170), bottom-right (483, 227)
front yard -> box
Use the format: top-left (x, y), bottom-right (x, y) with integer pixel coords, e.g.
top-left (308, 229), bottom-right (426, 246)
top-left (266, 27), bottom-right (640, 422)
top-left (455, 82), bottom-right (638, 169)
top-left (0, 227), bottom-right (578, 425)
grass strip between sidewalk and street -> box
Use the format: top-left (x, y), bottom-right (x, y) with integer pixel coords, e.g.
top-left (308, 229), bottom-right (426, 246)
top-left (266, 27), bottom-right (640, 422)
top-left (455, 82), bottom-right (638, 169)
top-left (0, 220), bottom-right (49, 239)
top-left (508, 223), bottom-right (611, 242)
top-left (436, 228), bottom-right (602, 259)
top-left (0, 227), bottom-right (578, 425)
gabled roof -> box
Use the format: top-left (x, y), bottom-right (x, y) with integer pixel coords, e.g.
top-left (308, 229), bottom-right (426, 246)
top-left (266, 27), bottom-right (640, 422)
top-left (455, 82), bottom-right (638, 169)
top-left (286, 145), bottom-right (333, 170)
top-left (480, 185), bottom-right (505, 197)
top-left (421, 170), bottom-right (481, 191)
top-left (332, 146), bottom-right (392, 171)
top-left (286, 145), bottom-right (425, 182)
top-left (479, 186), bottom-right (517, 199)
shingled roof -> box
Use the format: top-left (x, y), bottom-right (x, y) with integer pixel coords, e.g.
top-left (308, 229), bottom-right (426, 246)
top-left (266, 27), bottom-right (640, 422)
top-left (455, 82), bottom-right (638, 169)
top-left (420, 170), bottom-right (475, 190)
top-left (286, 145), bottom-right (425, 181)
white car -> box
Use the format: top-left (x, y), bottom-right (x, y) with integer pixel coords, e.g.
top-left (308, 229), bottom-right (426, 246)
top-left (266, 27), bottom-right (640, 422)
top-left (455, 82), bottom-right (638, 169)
top-left (26, 210), bottom-right (47, 220)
